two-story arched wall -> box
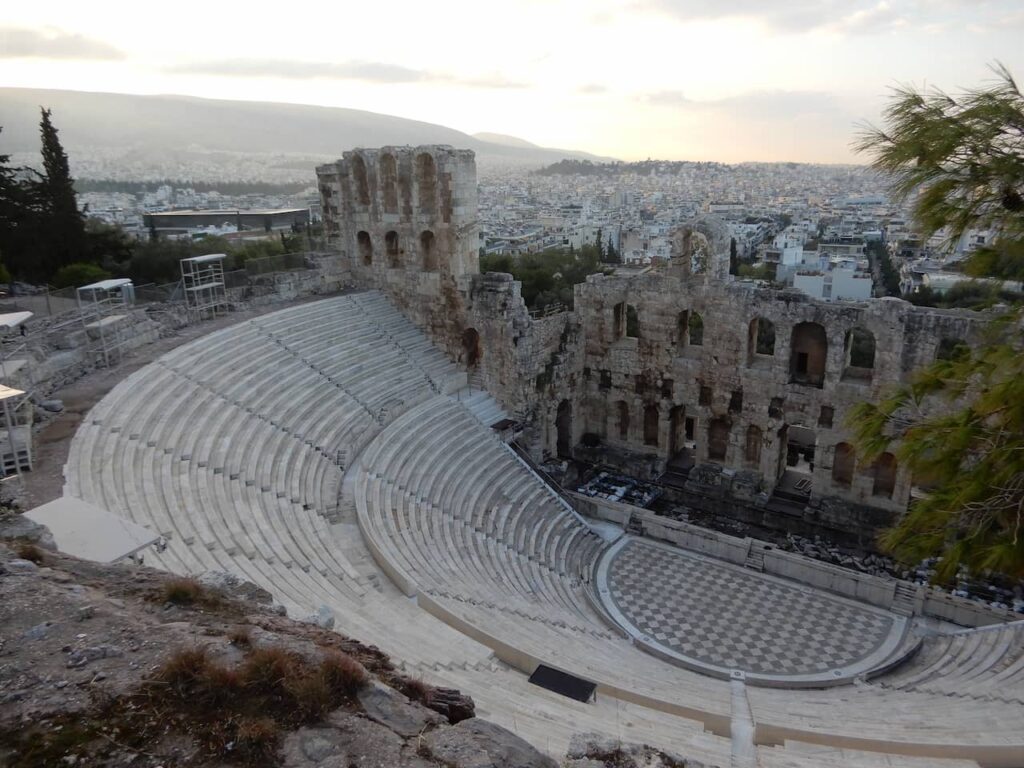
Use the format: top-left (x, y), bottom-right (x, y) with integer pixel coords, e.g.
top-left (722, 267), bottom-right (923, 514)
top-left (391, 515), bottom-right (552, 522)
top-left (316, 146), bottom-right (480, 358)
top-left (568, 273), bottom-right (985, 518)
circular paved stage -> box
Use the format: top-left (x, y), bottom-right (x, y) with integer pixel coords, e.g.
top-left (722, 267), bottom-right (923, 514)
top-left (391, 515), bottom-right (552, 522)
top-left (597, 538), bottom-right (907, 685)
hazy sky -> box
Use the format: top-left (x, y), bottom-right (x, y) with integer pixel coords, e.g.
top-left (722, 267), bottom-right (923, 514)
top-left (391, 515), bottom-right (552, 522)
top-left (2, 0), bottom-right (1022, 163)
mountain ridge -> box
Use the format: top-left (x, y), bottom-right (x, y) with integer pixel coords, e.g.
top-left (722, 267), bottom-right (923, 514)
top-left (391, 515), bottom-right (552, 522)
top-left (0, 87), bottom-right (615, 168)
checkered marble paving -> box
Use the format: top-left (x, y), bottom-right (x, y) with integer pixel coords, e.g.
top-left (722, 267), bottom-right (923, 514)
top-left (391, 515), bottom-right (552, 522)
top-left (606, 539), bottom-right (895, 676)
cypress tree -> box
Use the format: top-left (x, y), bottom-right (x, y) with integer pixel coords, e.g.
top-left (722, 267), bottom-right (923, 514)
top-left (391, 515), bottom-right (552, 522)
top-left (37, 108), bottom-right (86, 281)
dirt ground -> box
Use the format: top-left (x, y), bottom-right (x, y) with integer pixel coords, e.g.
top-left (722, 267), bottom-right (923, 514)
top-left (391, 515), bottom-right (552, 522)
top-left (18, 292), bottom-right (351, 511)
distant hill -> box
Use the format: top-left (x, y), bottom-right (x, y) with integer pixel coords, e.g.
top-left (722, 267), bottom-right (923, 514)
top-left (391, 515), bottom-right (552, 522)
top-left (472, 132), bottom-right (540, 149)
top-left (0, 88), bottom-right (614, 169)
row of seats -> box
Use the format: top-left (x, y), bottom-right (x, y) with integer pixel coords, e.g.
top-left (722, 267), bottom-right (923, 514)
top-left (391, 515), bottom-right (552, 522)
top-left (354, 396), bottom-right (608, 627)
top-left (872, 622), bottom-right (1024, 703)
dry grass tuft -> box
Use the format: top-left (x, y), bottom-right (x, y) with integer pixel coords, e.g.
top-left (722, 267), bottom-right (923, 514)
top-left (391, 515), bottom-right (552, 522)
top-left (240, 645), bottom-right (299, 695)
top-left (320, 651), bottom-right (368, 696)
top-left (161, 577), bottom-right (209, 606)
top-left (228, 626), bottom-right (252, 647)
top-left (15, 541), bottom-right (44, 564)
top-left (399, 676), bottom-right (431, 705)
top-left (233, 716), bottom-right (280, 762)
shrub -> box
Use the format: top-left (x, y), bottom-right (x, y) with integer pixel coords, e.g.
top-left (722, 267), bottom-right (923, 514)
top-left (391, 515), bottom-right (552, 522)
top-left (240, 646), bottom-right (299, 695)
top-left (154, 647), bottom-right (242, 706)
top-left (161, 577), bottom-right (208, 605)
top-left (233, 717), bottom-right (279, 762)
top-left (228, 627), bottom-right (252, 647)
top-left (399, 676), bottom-right (431, 705)
top-left (319, 651), bottom-right (367, 696)
top-left (15, 541), bottom-right (44, 564)
top-left (51, 262), bottom-right (111, 289)
top-left (285, 671), bottom-right (332, 720)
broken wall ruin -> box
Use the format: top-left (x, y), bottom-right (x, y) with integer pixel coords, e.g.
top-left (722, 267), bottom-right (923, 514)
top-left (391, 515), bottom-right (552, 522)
top-left (317, 146), bottom-right (478, 359)
top-left (323, 146), bottom-right (989, 542)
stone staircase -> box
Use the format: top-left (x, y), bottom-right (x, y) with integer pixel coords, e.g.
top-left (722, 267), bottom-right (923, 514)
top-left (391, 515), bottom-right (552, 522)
top-left (891, 582), bottom-right (919, 617)
top-left (744, 543), bottom-right (766, 572)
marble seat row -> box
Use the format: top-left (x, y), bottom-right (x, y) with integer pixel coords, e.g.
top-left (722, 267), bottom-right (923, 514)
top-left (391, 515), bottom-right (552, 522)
top-left (872, 621), bottom-right (1024, 703)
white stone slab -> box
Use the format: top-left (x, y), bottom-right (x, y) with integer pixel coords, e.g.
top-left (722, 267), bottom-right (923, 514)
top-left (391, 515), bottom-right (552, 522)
top-left (25, 495), bottom-right (159, 563)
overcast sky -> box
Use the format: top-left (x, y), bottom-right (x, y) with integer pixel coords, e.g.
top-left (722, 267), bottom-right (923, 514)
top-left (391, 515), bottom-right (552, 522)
top-left (2, 0), bottom-right (1022, 163)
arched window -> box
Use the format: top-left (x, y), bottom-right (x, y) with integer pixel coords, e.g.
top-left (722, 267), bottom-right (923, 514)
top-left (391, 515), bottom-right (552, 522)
top-left (643, 404), bottom-right (659, 446)
top-left (385, 231), bottom-right (400, 268)
top-left (873, 452), bottom-right (897, 498)
top-left (351, 154), bottom-right (370, 206)
top-left (745, 425), bottom-right (762, 464)
top-left (356, 231), bottom-right (372, 266)
top-left (676, 310), bottom-right (689, 347)
top-left (708, 418), bottom-right (730, 461)
top-left (626, 305), bottom-right (639, 338)
top-left (688, 312), bottom-right (704, 346)
top-left (421, 230), bottom-right (437, 271)
top-left (380, 153), bottom-right (398, 214)
top-left (462, 327), bottom-right (480, 368)
top-left (617, 401), bottom-right (630, 440)
top-left (844, 327), bottom-right (875, 380)
top-left (832, 442), bottom-right (855, 486)
top-left (556, 400), bottom-right (572, 457)
top-left (614, 302), bottom-right (639, 339)
top-left (748, 317), bottom-right (775, 363)
top-left (416, 152), bottom-right (437, 214)
top-left (936, 337), bottom-right (968, 361)
top-left (790, 322), bottom-right (827, 387)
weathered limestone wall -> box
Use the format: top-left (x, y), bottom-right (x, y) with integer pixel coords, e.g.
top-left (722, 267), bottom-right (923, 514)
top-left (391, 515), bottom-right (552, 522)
top-left (317, 146), bottom-right (478, 359)
top-left (568, 271), bottom-right (987, 515)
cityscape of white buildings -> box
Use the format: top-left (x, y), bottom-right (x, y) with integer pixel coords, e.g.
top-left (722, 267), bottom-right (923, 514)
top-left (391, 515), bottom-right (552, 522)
top-left (18, 143), bottom-right (1017, 304)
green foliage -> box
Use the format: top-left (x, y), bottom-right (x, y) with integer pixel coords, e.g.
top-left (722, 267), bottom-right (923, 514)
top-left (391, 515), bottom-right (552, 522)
top-left (854, 63), bottom-right (1024, 579)
top-left (855, 63), bottom-right (1024, 281)
top-left (849, 322), bottom-right (1024, 581)
top-left (480, 245), bottom-right (609, 311)
top-left (737, 262), bottom-right (775, 281)
top-left (0, 262), bottom-right (10, 284)
top-left (36, 108), bottom-right (87, 281)
top-left (865, 240), bottom-right (901, 296)
top-left (52, 262), bottom-right (110, 289)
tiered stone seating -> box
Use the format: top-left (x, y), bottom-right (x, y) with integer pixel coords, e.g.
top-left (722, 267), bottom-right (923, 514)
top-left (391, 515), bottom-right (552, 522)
top-left (66, 291), bottom-right (1023, 767)
top-left (871, 621), bottom-right (1024, 703)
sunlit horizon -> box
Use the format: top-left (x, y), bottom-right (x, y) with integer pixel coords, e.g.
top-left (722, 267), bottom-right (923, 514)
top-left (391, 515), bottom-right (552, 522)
top-left (2, 0), bottom-right (1022, 164)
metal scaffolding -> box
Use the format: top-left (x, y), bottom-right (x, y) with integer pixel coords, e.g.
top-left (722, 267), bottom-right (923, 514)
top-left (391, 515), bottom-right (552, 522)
top-left (0, 384), bottom-right (32, 477)
top-left (181, 253), bottom-right (228, 320)
top-left (77, 278), bottom-right (135, 369)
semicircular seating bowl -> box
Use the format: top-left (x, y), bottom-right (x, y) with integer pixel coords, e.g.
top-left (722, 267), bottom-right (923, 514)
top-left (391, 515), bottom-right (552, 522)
top-left (66, 291), bottom-right (1024, 767)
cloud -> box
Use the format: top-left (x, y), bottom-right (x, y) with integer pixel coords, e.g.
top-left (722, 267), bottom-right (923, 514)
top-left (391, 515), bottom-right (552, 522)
top-left (647, 0), bottom-right (909, 34)
top-left (0, 26), bottom-right (125, 60)
top-left (169, 58), bottom-right (527, 89)
top-left (579, 84), bottom-right (608, 95)
top-left (642, 88), bottom-right (844, 120)
top-left (827, 2), bottom-right (906, 35)
top-left (644, 90), bottom-right (693, 107)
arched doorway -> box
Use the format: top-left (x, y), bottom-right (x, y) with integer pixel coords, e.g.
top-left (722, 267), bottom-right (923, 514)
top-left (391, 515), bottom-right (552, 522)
top-left (790, 322), bottom-right (827, 387)
top-left (556, 400), bottom-right (572, 458)
top-left (461, 327), bottom-right (481, 369)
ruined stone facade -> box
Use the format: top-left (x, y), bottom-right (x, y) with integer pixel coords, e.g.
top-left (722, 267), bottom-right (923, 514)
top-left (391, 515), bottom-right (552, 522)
top-left (321, 146), bottom-right (988, 539)
top-left (317, 146), bottom-right (479, 360)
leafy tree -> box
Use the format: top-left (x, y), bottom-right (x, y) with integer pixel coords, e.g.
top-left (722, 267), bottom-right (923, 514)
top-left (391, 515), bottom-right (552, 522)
top-left (729, 237), bottom-right (739, 275)
top-left (52, 262), bottom-right (111, 289)
top-left (36, 108), bottom-right (87, 280)
top-left (851, 64), bottom-right (1024, 580)
top-left (594, 228), bottom-right (604, 261)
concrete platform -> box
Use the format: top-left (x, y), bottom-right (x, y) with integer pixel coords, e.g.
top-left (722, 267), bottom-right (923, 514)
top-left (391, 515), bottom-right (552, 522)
top-left (25, 495), bottom-right (159, 563)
